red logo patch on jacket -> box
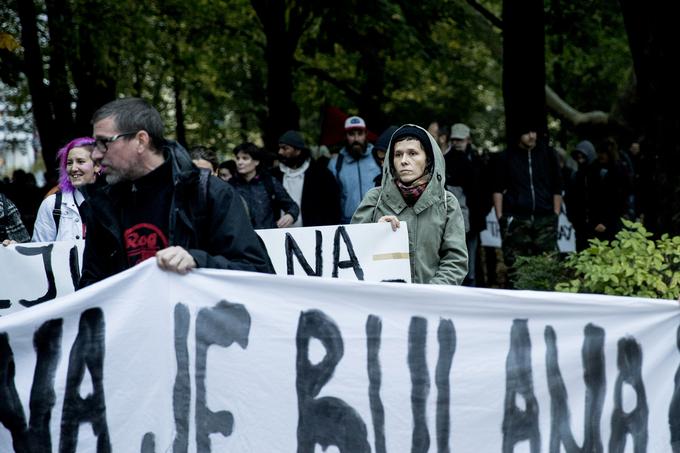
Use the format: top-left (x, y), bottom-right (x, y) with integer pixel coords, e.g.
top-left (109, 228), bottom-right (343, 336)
top-left (124, 223), bottom-right (169, 266)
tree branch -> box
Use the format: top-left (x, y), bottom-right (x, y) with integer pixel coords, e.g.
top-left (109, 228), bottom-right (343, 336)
top-left (466, 0), bottom-right (503, 29)
top-left (545, 85), bottom-right (609, 125)
top-left (297, 63), bottom-right (361, 101)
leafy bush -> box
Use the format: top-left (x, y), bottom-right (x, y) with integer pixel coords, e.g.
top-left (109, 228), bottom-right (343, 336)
top-left (512, 253), bottom-right (571, 291)
top-left (555, 219), bottom-right (680, 299)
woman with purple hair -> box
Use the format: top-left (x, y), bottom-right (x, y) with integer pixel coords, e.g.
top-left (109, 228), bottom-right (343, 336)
top-left (32, 137), bottom-right (100, 242)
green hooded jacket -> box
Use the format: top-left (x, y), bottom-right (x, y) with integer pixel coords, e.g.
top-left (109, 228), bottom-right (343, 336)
top-left (351, 124), bottom-right (468, 285)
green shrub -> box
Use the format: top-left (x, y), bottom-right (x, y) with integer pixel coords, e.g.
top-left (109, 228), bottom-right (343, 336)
top-left (555, 219), bottom-right (680, 299)
top-left (512, 253), bottom-right (571, 291)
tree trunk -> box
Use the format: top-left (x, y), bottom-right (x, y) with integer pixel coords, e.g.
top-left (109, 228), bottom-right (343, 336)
top-left (502, 0), bottom-right (547, 146)
top-left (16, 0), bottom-right (59, 178)
top-left (45, 0), bottom-right (76, 145)
top-left (69, 2), bottom-right (116, 138)
top-left (263, 25), bottom-right (299, 151)
top-left (619, 1), bottom-right (680, 234)
top-left (356, 44), bottom-right (388, 134)
top-left (252, 0), bottom-right (304, 153)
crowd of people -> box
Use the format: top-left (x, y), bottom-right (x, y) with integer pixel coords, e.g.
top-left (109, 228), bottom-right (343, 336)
top-left (0, 97), bottom-right (649, 288)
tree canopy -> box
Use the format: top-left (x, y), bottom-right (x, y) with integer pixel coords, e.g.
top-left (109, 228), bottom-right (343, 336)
top-left (3, 0), bottom-right (675, 232)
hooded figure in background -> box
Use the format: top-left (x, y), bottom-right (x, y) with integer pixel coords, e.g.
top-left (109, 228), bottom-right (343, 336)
top-left (351, 124), bottom-right (468, 285)
top-left (564, 139), bottom-right (597, 251)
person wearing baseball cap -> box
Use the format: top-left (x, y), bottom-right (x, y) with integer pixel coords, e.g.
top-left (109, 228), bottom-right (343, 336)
top-left (328, 115), bottom-right (381, 223)
top-left (450, 123), bottom-right (470, 143)
top-left (445, 123), bottom-right (486, 287)
top-left (270, 130), bottom-right (341, 227)
top-left (344, 115), bottom-right (366, 130)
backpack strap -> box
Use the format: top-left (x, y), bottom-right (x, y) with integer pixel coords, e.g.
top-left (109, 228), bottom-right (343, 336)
top-left (334, 153), bottom-right (344, 194)
top-left (52, 191), bottom-right (63, 234)
top-left (335, 152), bottom-right (344, 176)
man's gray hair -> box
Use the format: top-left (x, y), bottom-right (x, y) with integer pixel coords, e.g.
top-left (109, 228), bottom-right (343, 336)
top-left (92, 97), bottom-right (165, 151)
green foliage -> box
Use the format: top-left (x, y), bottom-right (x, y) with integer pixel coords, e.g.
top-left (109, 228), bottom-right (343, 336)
top-left (556, 220), bottom-right (680, 299)
top-left (1, 0), bottom-right (633, 163)
top-left (545, 0), bottom-right (632, 114)
top-left (512, 253), bottom-right (571, 291)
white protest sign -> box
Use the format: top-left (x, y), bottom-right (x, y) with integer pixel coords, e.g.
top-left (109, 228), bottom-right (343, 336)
top-left (0, 260), bottom-right (677, 452)
top-left (0, 240), bottom-right (84, 315)
top-left (480, 208), bottom-right (502, 248)
top-left (479, 208), bottom-right (576, 252)
top-left (256, 222), bottom-right (411, 283)
top-left (557, 211), bottom-right (576, 252)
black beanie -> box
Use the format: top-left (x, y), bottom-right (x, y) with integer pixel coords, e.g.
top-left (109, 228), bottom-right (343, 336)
top-left (389, 125), bottom-right (435, 175)
top-left (278, 130), bottom-right (307, 151)
top-left (391, 125), bottom-right (433, 158)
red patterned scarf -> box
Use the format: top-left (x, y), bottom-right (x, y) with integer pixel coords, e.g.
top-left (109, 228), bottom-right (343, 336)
top-left (395, 177), bottom-right (430, 207)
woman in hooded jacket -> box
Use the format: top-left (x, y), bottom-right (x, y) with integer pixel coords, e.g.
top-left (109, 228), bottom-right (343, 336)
top-left (32, 137), bottom-right (100, 242)
top-left (351, 124), bottom-right (468, 285)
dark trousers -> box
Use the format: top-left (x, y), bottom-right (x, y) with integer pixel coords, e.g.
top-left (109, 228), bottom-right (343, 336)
top-left (501, 213), bottom-right (558, 272)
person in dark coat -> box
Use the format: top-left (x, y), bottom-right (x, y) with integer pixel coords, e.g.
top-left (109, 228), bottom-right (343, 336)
top-left (271, 131), bottom-right (341, 227)
top-left (565, 140), bottom-right (596, 251)
top-left (230, 142), bottom-right (300, 229)
top-left (80, 98), bottom-right (273, 287)
top-left (445, 123), bottom-right (488, 286)
top-left (581, 141), bottom-right (631, 243)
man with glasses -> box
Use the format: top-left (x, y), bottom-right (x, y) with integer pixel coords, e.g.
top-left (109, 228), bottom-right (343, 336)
top-left (79, 97), bottom-right (273, 287)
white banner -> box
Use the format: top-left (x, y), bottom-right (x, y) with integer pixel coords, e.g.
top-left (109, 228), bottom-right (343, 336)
top-left (480, 208), bottom-right (576, 252)
top-left (0, 224), bottom-right (410, 316)
top-left (0, 260), bottom-right (678, 452)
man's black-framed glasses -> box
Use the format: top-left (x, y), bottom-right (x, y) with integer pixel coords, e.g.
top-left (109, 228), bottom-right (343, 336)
top-left (94, 132), bottom-right (137, 153)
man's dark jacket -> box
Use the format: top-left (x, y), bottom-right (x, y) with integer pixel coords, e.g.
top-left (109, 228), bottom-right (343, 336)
top-left (271, 160), bottom-right (341, 226)
top-left (492, 142), bottom-right (563, 216)
top-left (79, 142), bottom-right (273, 288)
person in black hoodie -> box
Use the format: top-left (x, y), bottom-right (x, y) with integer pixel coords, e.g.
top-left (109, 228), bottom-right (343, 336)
top-left (564, 139), bottom-right (596, 251)
top-left (79, 97), bottom-right (273, 287)
top-left (492, 127), bottom-right (563, 280)
top-left (581, 140), bottom-right (631, 243)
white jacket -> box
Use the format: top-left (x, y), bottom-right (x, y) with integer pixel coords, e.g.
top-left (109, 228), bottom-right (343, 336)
top-left (31, 190), bottom-right (86, 242)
